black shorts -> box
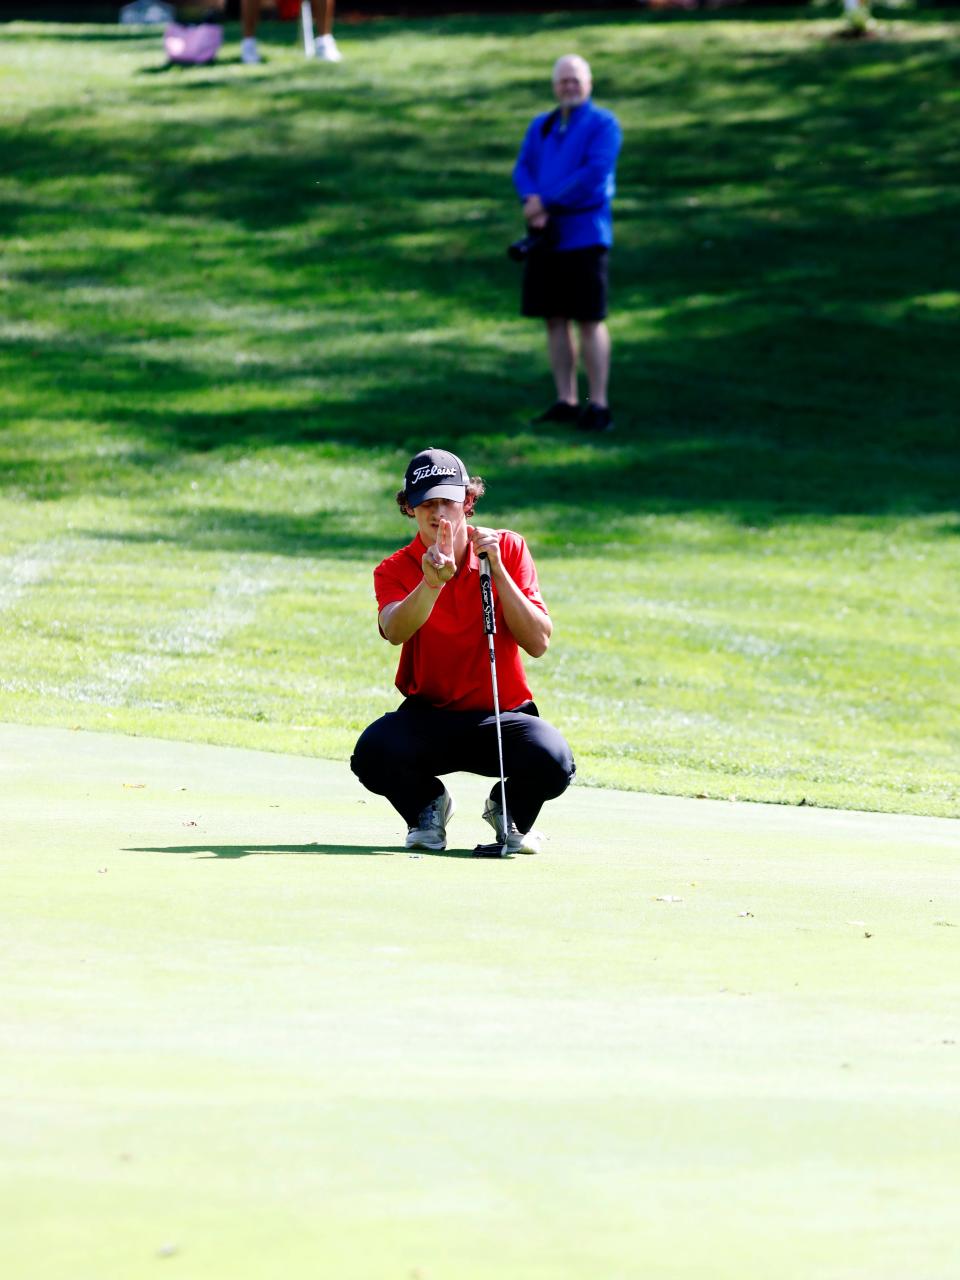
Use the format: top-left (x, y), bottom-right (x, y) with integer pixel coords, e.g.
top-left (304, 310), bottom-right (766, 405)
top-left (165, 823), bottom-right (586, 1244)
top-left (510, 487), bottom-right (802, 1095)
top-left (521, 246), bottom-right (609, 322)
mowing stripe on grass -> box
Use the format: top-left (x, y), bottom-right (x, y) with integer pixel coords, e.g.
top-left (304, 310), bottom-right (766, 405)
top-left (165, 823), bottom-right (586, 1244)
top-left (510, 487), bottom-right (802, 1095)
top-left (0, 538), bottom-right (75, 613)
top-left (62, 556), bottom-right (287, 709)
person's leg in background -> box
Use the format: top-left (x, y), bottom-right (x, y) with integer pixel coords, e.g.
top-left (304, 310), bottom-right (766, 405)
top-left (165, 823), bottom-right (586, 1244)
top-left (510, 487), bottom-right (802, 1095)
top-left (546, 316), bottom-right (578, 409)
top-left (241, 0), bottom-right (341, 64)
top-left (313, 0), bottom-right (342, 61)
top-left (240, 0), bottom-right (262, 63)
top-left (579, 319), bottom-right (611, 411)
top-left (576, 248), bottom-right (614, 432)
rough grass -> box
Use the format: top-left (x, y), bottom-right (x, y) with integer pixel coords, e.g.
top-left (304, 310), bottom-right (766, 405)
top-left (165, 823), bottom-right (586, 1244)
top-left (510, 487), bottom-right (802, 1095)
top-left (0, 9), bottom-right (958, 814)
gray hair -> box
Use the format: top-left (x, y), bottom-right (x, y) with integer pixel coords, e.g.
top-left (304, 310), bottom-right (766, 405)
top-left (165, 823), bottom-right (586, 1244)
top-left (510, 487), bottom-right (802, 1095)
top-left (552, 54), bottom-right (592, 83)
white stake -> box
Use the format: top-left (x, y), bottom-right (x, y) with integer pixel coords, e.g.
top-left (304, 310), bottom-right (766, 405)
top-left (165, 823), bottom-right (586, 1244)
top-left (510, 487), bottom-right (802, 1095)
top-left (300, 1), bottom-right (314, 57)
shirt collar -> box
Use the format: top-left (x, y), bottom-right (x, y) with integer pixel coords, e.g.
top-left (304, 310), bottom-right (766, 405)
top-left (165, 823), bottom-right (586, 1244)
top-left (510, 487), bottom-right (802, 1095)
top-left (561, 99), bottom-right (590, 124)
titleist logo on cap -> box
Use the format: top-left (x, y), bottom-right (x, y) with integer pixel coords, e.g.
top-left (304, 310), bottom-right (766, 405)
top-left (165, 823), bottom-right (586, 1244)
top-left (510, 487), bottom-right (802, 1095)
top-left (412, 464), bottom-right (458, 484)
top-left (403, 448), bottom-right (468, 507)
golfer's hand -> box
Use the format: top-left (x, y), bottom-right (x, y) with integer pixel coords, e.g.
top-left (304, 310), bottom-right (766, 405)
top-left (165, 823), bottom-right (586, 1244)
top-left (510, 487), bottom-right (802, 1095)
top-left (422, 517), bottom-right (456, 589)
top-left (469, 525), bottom-right (502, 570)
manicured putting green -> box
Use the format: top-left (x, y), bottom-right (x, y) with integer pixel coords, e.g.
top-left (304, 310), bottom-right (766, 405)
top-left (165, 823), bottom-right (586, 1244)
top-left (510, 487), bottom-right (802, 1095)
top-left (2, 723), bottom-right (957, 1279)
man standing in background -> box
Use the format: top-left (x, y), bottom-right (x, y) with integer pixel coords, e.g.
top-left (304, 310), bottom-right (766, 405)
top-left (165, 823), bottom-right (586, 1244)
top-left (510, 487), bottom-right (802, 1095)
top-left (513, 55), bottom-right (622, 433)
top-left (241, 0), bottom-right (341, 64)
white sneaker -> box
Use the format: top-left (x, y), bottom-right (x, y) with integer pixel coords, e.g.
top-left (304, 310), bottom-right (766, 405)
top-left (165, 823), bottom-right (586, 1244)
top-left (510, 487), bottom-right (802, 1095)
top-left (314, 33), bottom-right (342, 62)
top-left (482, 795), bottom-right (542, 855)
top-left (406, 787), bottom-right (455, 851)
top-left (241, 37), bottom-right (261, 65)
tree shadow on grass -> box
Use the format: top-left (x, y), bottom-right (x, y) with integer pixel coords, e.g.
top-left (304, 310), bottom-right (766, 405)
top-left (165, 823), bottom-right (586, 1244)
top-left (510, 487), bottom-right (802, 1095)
top-left (125, 841), bottom-right (483, 859)
top-left (0, 26), bottom-right (160, 43)
top-left (2, 13), bottom-right (957, 531)
top-left (83, 516), bottom-right (397, 559)
top-left (3, 317), bottom-right (956, 542)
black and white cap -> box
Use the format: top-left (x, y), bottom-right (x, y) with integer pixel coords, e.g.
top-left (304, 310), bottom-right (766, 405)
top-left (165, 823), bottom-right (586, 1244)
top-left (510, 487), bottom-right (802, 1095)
top-left (404, 448), bottom-right (469, 508)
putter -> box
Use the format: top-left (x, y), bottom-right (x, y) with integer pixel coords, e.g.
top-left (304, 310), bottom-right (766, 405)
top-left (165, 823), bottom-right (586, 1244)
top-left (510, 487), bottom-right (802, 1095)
top-left (473, 552), bottom-right (510, 858)
top-left (300, 0), bottom-right (314, 56)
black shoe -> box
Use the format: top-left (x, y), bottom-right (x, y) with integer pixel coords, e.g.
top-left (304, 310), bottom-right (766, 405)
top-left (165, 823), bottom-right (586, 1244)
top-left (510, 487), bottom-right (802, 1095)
top-left (531, 400), bottom-right (580, 425)
top-left (578, 403), bottom-right (614, 433)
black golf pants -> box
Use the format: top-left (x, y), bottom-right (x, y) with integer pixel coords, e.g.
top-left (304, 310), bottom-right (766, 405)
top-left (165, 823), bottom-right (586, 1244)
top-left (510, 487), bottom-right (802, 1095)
top-left (350, 696), bottom-right (575, 836)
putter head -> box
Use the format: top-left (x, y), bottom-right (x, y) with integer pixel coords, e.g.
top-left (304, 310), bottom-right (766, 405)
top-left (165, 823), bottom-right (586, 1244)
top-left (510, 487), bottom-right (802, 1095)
top-left (472, 841), bottom-right (509, 859)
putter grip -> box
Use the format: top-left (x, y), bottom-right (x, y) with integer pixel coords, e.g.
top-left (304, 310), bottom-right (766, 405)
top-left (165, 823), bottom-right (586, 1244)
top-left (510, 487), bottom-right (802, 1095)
top-left (478, 553), bottom-right (496, 635)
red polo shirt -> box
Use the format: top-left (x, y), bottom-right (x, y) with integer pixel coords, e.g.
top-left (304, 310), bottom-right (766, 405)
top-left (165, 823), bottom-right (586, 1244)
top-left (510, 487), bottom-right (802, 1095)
top-left (373, 530), bottom-right (549, 712)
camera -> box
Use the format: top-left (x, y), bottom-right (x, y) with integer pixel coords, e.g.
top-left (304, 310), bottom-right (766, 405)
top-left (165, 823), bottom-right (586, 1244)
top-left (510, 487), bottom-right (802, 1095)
top-left (507, 224), bottom-right (553, 263)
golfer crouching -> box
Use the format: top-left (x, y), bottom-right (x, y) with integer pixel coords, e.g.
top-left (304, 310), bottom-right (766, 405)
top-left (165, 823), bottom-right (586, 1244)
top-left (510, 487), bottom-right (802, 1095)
top-left (350, 447), bottom-right (575, 855)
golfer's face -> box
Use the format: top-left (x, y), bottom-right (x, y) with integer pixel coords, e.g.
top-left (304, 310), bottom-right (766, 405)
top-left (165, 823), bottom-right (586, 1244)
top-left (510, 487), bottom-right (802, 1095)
top-left (415, 497), bottom-right (465, 545)
top-left (554, 63), bottom-right (591, 108)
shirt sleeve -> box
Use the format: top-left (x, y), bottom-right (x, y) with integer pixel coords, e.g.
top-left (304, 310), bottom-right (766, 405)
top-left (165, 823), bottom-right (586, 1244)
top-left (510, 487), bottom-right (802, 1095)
top-left (541, 114), bottom-right (622, 213)
top-left (501, 532), bottom-right (549, 615)
top-left (374, 553), bottom-right (414, 613)
top-left (512, 118), bottom-right (542, 200)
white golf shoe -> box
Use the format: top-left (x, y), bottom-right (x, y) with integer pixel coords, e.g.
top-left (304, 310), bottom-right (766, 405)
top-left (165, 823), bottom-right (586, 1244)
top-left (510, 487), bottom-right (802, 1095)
top-left (406, 787), bottom-right (455, 851)
top-left (314, 33), bottom-right (342, 62)
top-left (482, 796), bottom-right (542, 855)
top-left (241, 37), bottom-right (261, 64)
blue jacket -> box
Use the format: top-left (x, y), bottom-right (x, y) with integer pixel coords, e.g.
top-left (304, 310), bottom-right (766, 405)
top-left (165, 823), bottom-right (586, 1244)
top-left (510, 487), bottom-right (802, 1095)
top-left (513, 99), bottom-right (622, 251)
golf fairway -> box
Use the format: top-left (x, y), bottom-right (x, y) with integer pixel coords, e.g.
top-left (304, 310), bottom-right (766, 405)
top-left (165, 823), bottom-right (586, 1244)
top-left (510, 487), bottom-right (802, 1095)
top-left (2, 724), bottom-right (957, 1280)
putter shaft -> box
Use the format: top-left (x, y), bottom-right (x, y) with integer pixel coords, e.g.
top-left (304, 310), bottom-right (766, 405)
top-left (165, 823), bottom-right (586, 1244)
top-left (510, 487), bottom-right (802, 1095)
top-left (479, 553), bottom-right (509, 855)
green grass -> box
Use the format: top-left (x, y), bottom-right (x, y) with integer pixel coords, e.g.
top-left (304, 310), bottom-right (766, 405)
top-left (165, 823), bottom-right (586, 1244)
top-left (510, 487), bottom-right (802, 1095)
top-left (3, 723), bottom-right (959, 1279)
top-left (1, 10), bottom-right (958, 814)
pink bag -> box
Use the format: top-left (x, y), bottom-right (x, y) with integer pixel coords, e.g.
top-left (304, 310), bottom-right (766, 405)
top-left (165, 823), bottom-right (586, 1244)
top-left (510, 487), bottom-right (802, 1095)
top-left (164, 23), bottom-right (223, 65)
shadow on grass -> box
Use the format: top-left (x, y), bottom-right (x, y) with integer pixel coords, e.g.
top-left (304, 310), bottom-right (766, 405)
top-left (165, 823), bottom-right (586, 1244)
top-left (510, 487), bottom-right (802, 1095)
top-left (138, 59), bottom-right (253, 77)
top-left (82, 517), bottom-right (397, 558)
top-left (125, 841), bottom-right (484, 859)
top-left (2, 11), bottom-right (958, 532)
top-left (4, 292), bottom-right (955, 537)
top-left (0, 26), bottom-right (160, 43)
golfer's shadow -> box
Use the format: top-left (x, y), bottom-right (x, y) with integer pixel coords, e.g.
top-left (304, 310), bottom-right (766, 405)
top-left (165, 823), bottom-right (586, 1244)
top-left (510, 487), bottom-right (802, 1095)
top-left (124, 842), bottom-right (479, 860)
